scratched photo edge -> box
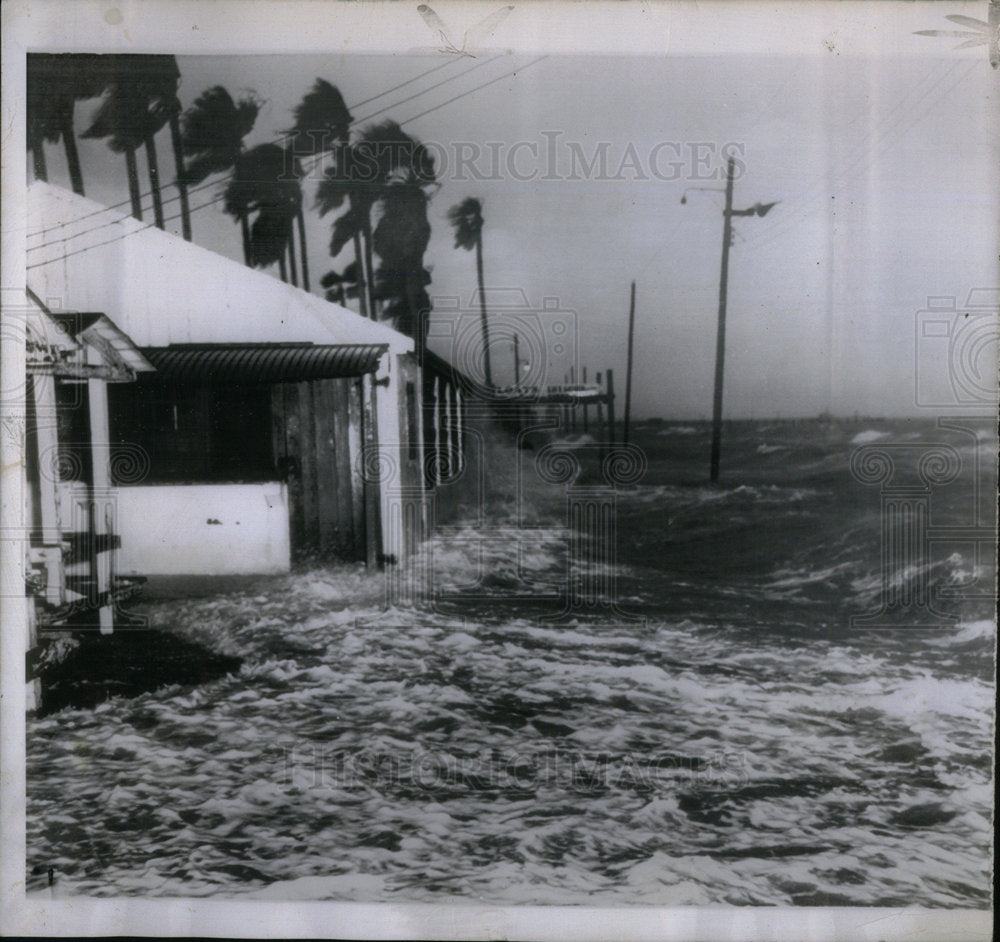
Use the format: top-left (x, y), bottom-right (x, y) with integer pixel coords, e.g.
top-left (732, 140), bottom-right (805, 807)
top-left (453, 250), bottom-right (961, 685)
top-left (1, 1), bottom-right (995, 939)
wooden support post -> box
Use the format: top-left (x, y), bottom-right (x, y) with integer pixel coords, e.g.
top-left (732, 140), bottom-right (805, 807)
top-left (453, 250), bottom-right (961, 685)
top-left (446, 381), bottom-right (457, 480)
top-left (570, 364), bottom-right (577, 432)
top-left (30, 375), bottom-right (60, 544)
top-left (454, 385), bottom-right (464, 475)
top-left (435, 375), bottom-right (446, 484)
top-left (296, 382), bottom-right (319, 554)
top-left (361, 373), bottom-right (382, 569)
top-left (606, 368), bottom-right (616, 449)
top-left (332, 379), bottom-right (355, 557)
top-left (87, 376), bottom-right (114, 634)
top-left (624, 281), bottom-right (636, 446)
top-left (348, 379), bottom-right (366, 561)
top-left (595, 371), bottom-right (605, 456)
top-left (314, 381), bottom-right (340, 555)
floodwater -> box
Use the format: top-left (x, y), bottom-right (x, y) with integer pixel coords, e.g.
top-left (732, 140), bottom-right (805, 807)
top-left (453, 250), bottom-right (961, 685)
top-left (26, 419), bottom-right (995, 905)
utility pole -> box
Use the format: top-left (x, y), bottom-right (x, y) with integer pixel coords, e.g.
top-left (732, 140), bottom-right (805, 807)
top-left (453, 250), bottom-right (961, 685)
top-left (683, 158), bottom-right (779, 483)
top-left (623, 280), bottom-right (637, 446)
top-left (710, 160), bottom-right (736, 484)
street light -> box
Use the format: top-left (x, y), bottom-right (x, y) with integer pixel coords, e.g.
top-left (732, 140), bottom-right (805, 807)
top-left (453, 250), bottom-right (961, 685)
top-left (681, 157), bottom-right (779, 483)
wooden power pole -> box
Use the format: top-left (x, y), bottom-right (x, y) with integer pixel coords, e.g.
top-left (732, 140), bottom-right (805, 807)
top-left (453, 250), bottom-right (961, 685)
top-left (623, 280), bottom-right (636, 446)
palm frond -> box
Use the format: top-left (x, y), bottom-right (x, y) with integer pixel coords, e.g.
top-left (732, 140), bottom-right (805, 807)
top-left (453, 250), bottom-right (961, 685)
top-left (81, 55), bottom-right (181, 151)
top-left (224, 143), bottom-right (301, 219)
top-left (179, 85), bottom-right (260, 182)
top-left (329, 204), bottom-right (365, 258)
top-left (286, 78), bottom-right (353, 155)
top-left (354, 120), bottom-right (438, 187)
top-left (248, 209), bottom-right (294, 268)
top-left (373, 184), bottom-right (431, 265)
top-left (447, 196), bottom-right (483, 251)
top-left (316, 162), bottom-right (352, 215)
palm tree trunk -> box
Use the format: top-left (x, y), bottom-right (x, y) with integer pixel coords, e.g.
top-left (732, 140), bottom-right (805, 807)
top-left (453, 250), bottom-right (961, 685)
top-left (30, 131), bottom-right (48, 183)
top-left (240, 214), bottom-right (251, 266)
top-left (60, 111), bottom-right (84, 196)
top-left (353, 231), bottom-right (369, 318)
top-left (145, 133), bottom-right (165, 229)
top-left (124, 146), bottom-right (142, 220)
top-left (169, 113), bottom-right (192, 241)
top-left (476, 234), bottom-right (492, 388)
top-left (296, 207), bottom-right (310, 292)
top-left (287, 226), bottom-right (299, 287)
top-left (405, 271), bottom-right (427, 362)
top-left (362, 215), bottom-right (377, 320)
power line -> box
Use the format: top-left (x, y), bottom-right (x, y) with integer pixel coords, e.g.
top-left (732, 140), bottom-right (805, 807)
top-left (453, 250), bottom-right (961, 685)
top-left (28, 56), bottom-right (547, 252)
top-left (633, 59), bottom-right (971, 287)
top-left (349, 57), bottom-right (458, 110)
top-left (352, 56), bottom-right (497, 126)
top-left (750, 59), bottom-right (971, 253)
top-left (27, 193), bottom-right (225, 270)
top-left (28, 58), bottom-right (465, 239)
top-left (29, 56), bottom-right (549, 265)
top-left (293, 55), bottom-right (503, 178)
top-left (399, 56), bottom-right (547, 127)
top-left (28, 57), bottom-right (505, 250)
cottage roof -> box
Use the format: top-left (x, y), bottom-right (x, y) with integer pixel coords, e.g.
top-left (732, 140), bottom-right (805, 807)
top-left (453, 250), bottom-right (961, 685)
top-left (25, 292), bottom-right (153, 380)
top-left (26, 182), bottom-right (413, 356)
top-left (142, 343), bottom-right (387, 384)
top-left (50, 312), bottom-right (156, 376)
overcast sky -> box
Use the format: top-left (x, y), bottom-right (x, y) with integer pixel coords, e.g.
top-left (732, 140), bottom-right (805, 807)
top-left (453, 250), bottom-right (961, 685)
top-left (26, 12), bottom-right (999, 418)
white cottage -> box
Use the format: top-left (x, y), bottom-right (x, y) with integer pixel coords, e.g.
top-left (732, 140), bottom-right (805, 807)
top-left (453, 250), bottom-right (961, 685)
top-left (27, 182), bottom-right (426, 577)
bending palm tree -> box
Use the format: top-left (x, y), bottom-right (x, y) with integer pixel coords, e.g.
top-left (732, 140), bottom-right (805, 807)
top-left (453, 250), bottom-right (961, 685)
top-left (373, 182), bottom-right (433, 356)
top-left (319, 120), bottom-right (437, 331)
top-left (285, 79), bottom-right (354, 293)
top-left (26, 54), bottom-right (108, 195)
top-left (320, 262), bottom-right (366, 306)
top-left (224, 143), bottom-right (303, 281)
top-left (447, 197), bottom-right (491, 388)
top-left (179, 85), bottom-right (260, 262)
top-left (317, 144), bottom-right (376, 318)
top-left (82, 54), bottom-right (184, 228)
top-left (298, 78), bottom-right (384, 319)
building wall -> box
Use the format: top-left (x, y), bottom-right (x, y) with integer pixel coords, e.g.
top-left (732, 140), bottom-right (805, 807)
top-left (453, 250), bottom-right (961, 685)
top-left (375, 353), bottom-right (427, 566)
top-left (115, 484), bottom-right (290, 576)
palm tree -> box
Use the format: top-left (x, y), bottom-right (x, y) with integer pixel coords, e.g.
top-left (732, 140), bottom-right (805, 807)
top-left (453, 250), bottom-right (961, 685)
top-left (179, 85), bottom-right (260, 259)
top-left (320, 262), bottom-right (365, 306)
top-left (26, 53), bottom-right (109, 195)
top-left (293, 78), bottom-right (385, 319)
top-left (81, 54), bottom-right (184, 228)
top-left (373, 182), bottom-right (433, 355)
top-left (447, 197), bottom-right (491, 388)
top-left (319, 120), bottom-right (437, 330)
top-left (285, 79), bottom-right (354, 293)
top-left (317, 145), bottom-right (376, 318)
top-left (224, 143), bottom-right (303, 281)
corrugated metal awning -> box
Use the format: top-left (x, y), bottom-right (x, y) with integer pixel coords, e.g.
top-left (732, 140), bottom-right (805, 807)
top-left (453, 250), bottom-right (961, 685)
top-left (142, 343), bottom-right (388, 384)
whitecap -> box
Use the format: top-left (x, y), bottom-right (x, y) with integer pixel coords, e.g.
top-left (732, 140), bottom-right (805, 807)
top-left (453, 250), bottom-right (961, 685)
top-left (850, 429), bottom-right (889, 444)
